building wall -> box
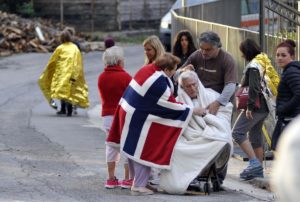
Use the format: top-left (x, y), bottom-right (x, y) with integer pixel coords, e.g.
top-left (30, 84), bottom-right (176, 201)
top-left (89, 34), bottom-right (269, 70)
top-left (33, 0), bottom-right (174, 32)
top-left (176, 0), bottom-right (241, 28)
top-left (120, 0), bottom-right (173, 29)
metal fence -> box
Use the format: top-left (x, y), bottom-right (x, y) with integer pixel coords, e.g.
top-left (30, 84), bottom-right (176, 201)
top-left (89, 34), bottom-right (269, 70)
top-left (264, 0), bottom-right (300, 65)
top-left (172, 9), bottom-right (260, 78)
top-left (171, 1), bottom-right (300, 78)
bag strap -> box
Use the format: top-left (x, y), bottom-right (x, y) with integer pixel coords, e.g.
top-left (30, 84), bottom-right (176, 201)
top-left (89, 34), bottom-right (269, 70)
top-left (260, 68), bottom-right (272, 97)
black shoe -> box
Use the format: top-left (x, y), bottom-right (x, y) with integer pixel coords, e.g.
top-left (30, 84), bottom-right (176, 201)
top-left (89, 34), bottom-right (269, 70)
top-left (66, 103), bottom-right (73, 116)
top-left (56, 110), bottom-right (66, 115)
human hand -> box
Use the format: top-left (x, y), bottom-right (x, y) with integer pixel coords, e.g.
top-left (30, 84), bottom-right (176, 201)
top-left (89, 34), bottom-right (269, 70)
top-left (193, 107), bottom-right (207, 117)
top-left (245, 109), bottom-right (253, 120)
top-left (206, 101), bottom-right (220, 115)
top-left (181, 64), bottom-right (195, 72)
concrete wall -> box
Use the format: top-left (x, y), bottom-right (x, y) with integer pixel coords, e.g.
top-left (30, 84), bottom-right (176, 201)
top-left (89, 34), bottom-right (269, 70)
top-left (33, 0), bottom-right (174, 32)
top-left (120, 0), bottom-right (173, 29)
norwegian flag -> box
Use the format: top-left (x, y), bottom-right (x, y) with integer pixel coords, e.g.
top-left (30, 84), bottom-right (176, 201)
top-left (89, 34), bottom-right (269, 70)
top-left (107, 64), bottom-right (192, 169)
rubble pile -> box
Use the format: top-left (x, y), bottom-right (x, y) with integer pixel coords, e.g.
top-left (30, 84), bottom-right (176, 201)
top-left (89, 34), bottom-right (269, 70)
top-left (0, 11), bottom-right (87, 56)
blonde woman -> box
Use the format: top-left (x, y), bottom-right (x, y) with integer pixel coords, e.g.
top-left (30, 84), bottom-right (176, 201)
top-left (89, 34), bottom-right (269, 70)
top-left (143, 35), bottom-right (165, 65)
top-left (142, 35), bottom-right (166, 185)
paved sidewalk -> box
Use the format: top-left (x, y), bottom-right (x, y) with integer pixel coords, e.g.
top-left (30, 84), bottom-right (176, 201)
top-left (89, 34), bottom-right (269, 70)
top-left (227, 157), bottom-right (272, 191)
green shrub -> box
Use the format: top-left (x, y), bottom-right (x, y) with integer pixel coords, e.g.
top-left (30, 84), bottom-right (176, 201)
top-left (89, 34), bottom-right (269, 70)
top-left (17, 1), bottom-right (35, 17)
top-left (0, 0), bottom-right (35, 17)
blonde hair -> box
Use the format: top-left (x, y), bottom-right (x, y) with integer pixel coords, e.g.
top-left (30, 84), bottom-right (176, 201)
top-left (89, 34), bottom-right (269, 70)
top-left (143, 35), bottom-right (165, 65)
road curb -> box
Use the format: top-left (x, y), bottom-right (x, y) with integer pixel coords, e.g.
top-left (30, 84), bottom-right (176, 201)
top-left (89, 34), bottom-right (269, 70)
top-left (248, 177), bottom-right (271, 191)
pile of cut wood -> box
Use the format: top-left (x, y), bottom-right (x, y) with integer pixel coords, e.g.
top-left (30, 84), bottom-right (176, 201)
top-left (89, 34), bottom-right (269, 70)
top-left (0, 11), bottom-right (86, 56)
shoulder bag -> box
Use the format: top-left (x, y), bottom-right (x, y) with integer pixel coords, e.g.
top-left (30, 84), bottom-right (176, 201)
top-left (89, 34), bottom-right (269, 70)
top-left (235, 86), bottom-right (260, 110)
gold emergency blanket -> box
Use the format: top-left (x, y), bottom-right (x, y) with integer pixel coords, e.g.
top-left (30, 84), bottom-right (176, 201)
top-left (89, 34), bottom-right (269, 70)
top-left (254, 53), bottom-right (280, 96)
top-left (38, 42), bottom-right (89, 108)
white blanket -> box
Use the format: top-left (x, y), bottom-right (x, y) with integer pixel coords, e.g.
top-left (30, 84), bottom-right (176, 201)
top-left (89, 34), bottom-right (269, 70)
top-left (159, 78), bottom-right (233, 194)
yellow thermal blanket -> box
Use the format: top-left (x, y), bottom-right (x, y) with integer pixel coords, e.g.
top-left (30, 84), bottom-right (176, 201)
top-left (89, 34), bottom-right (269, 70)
top-left (38, 42), bottom-right (89, 108)
top-left (254, 53), bottom-right (280, 96)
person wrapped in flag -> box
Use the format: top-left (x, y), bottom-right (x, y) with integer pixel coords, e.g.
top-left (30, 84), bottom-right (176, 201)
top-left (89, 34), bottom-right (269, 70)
top-left (106, 53), bottom-right (205, 195)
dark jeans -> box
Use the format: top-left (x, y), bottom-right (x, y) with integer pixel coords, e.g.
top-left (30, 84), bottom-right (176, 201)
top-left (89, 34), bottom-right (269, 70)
top-left (60, 100), bottom-right (73, 115)
top-left (271, 118), bottom-right (291, 150)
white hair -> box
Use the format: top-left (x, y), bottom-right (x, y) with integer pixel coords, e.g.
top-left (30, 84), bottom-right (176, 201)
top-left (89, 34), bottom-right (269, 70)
top-left (102, 46), bottom-right (124, 66)
top-left (178, 70), bottom-right (198, 87)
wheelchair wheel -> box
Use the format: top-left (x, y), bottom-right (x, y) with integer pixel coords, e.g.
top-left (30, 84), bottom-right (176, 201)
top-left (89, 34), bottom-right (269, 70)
top-left (204, 182), bottom-right (210, 195)
top-left (212, 180), bottom-right (220, 192)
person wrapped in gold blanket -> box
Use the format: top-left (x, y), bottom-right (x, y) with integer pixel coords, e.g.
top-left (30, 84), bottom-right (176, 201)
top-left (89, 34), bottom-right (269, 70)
top-left (38, 30), bottom-right (89, 116)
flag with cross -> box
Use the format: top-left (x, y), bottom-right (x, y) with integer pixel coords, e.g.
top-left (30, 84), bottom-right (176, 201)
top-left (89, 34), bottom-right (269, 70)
top-left (107, 64), bottom-right (192, 169)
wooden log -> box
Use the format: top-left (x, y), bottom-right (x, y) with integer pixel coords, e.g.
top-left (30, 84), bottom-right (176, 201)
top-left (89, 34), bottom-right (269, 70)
top-left (29, 39), bottom-right (39, 48)
top-left (7, 33), bottom-right (22, 40)
top-left (38, 44), bottom-right (49, 53)
top-left (0, 50), bottom-right (12, 57)
top-left (6, 26), bottom-right (22, 35)
top-left (0, 11), bottom-right (86, 54)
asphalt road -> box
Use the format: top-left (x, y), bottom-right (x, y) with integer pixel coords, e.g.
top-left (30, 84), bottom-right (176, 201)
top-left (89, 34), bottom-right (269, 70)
top-left (0, 45), bottom-right (274, 202)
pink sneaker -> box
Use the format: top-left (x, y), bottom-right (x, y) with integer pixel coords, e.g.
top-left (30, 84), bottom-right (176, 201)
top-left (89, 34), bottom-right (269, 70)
top-left (120, 179), bottom-right (133, 189)
top-left (105, 177), bottom-right (120, 189)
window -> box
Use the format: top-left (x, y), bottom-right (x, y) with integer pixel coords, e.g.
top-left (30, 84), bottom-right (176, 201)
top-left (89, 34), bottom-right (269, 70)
top-left (241, 0), bottom-right (259, 15)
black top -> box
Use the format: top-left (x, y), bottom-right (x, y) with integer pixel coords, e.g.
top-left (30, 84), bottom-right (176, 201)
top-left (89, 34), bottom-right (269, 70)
top-left (177, 54), bottom-right (189, 69)
top-left (242, 68), bottom-right (268, 112)
top-left (276, 61), bottom-right (300, 119)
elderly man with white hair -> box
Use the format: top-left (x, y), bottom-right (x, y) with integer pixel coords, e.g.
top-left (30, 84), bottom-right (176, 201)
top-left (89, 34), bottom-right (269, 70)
top-left (159, 70), bottom-right (233, 194)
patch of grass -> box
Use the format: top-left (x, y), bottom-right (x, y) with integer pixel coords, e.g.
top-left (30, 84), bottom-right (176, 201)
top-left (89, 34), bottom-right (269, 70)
top-left (117, 35), bottom-right (149, 44)
top-left (85, 30), bottom-right (159, 45)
